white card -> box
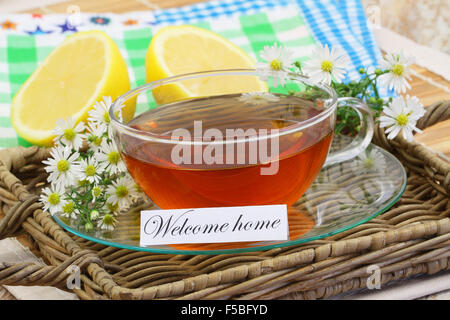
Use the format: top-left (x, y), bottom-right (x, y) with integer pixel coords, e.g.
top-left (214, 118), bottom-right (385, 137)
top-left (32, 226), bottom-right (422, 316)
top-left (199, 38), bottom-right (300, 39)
top-left (140, 205), bottom-right (289, 246)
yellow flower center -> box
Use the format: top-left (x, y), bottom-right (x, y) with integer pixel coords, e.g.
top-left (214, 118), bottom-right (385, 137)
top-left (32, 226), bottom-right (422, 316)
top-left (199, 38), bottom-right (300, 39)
top-left (270, 59), bottom-right (282, 71)
top-left (85, 165), bottom-right (96, 177)
top-left (56, 159), bottom-right (69, 172)
top-left (94, 136), bottom-right (102, 146)
top-left (392, 64), bottom-right (404, 76)
top-left (115, 185), bottom-right (129, 198)
top-left (63, 128), bottom-right (76, 141)
top-left (108, 151), bottom-right (120, 164)
top-left (48, 193), bottom-right (60, 205)
top-left (396, 114), bottom-right (409, 126)
top-left (321, 60), bottom-right (333, 73)
top-left (363, 158), bottom-right (374, 169)
top-left (103, 214), bottom-right (114, 225)
top-left (107, 202), bottom-right (118, 212)
top-left (62, 202), bottom-right (74, 214)
top-left (92, 186), bottom-right (102, 197)
top-left (103, 111), bottom-right (110, 124)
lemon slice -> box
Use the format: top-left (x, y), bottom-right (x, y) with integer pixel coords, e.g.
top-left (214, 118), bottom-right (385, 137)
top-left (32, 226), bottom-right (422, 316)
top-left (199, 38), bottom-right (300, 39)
top-left (11, 30), bottom-right (135, 146)
top-left (145, 25), bottom-right (267, 104)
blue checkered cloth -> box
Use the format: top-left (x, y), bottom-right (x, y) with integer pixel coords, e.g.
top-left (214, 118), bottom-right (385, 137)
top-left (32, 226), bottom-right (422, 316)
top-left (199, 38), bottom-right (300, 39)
top-left (295, 0), bottom-right (382, 80)
top-left (152, 0), bottom-right (292, 23)
top-left (150, 0), bottom-right (382, 82)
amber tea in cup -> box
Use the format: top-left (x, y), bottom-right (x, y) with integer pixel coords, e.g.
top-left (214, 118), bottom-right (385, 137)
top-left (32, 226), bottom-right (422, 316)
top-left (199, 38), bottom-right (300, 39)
top-left (110, 70), bottom-right (373, 210)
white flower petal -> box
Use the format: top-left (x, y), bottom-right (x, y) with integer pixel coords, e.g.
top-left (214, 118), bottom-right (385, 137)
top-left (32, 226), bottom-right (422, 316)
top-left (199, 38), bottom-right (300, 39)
top-left (386, 125), bottom-right (401, 140)
top-left (379, 51), bottom-right (414, 94)
top-left (303, 44), bottom-right (349, 85)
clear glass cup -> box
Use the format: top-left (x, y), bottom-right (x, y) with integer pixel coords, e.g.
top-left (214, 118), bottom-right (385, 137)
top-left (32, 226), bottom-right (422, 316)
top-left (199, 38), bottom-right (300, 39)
top-left (110, 69), bottom-right (374, 209)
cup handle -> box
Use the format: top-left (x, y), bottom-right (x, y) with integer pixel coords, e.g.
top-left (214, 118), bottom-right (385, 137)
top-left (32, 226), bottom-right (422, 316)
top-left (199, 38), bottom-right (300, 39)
top-left (324, 97), bottom-right (374, 166)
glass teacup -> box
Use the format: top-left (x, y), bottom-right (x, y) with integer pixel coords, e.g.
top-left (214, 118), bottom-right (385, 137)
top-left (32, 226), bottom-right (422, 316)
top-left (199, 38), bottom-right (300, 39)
top-left (110, 69), bottom-right (373, 209)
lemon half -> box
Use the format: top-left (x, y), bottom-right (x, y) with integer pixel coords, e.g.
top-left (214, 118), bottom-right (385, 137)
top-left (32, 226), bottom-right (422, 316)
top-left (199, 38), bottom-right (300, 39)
top-left (11, 30), bottom-right (135, 146)
top-left (145, 25), bottom-right (267, 104)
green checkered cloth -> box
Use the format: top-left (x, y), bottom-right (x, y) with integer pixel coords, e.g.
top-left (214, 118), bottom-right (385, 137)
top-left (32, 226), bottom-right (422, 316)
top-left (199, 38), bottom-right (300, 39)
top-left (0, 7), bottom-right (316, 148)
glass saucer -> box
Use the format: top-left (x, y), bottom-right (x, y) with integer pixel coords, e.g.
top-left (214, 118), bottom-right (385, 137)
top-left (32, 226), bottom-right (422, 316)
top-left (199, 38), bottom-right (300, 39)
top-left (53, 136), bottom-right (407, 255)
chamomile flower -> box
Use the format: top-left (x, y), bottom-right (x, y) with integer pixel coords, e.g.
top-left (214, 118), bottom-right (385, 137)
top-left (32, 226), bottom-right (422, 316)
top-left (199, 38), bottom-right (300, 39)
top-left (238, 92), bottom-right (280, 105)
top-left (303, 44), bottom-right (350, 85)
top-left (378, 51), bottom-right (414, 93)
top-left (98, 213), bottom-right (118, 231)
top-left (97, 140), bottom-right (127, 175)
top-left (42, 145), bottom-right (80, 188)
top-left (106, 175), bottom-right (137, 209)
top-left (91, 185), bottom-right (103, 203)
top-left (379, 96), bottom-right (424, 142)
top-left (86, 121), bottom-right (107, 152)
top-left (256, 43), bottom-right (295, 87)
top-left (53, 117), bottom-right (85, 151)
top-left (88, 96), bottom-right (124, 139)
top-left (78, 156), bottom-right (104, 184)
top-left (88, 96), bottom-right (115, 124)
top-left (354, 148), bottom-right (386, 173)
top-left (61, 200), bottom-right (77, 219)
top-left (405, 95), bottom-right (426, 121)
top-left (40, 184), bottom-right (67, 215)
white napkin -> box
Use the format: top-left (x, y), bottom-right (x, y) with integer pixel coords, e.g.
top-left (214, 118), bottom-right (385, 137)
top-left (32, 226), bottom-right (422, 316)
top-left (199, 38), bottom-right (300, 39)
top-left (0, 237), bottom-right (78, 300)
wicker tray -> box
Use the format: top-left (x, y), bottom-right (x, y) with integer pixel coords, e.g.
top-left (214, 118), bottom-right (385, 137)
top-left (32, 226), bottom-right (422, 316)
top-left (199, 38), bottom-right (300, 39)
top-left (0, 101), bottom-right (449, 300)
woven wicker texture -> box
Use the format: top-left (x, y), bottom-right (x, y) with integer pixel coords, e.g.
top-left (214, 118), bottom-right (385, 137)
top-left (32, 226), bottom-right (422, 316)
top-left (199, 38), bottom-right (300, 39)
top-left (0, 100), bottom-right (449, 300)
